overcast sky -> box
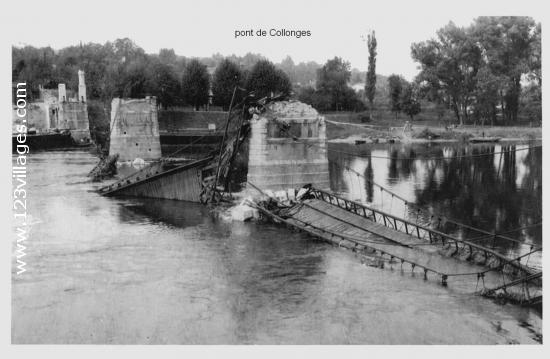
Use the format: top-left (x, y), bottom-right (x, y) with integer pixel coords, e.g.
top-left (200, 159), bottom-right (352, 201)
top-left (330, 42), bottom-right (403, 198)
top-left (5, 0), bottom-right (544, 80)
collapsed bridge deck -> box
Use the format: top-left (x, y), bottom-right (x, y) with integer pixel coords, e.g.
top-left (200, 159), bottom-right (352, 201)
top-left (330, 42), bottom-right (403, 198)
top-left (252, 187), bottom-right (542, 305)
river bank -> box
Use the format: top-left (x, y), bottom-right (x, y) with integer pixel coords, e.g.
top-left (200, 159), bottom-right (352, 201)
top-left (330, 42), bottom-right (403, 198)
top-left (326, 119), bottom-right (542, 144)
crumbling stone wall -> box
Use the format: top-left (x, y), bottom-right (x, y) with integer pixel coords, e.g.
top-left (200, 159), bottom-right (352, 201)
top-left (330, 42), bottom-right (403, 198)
top-left (158, 110), bottom-right (228, 132)
top-left (109, 97), bottom-right (162, 161)
top-left (60, 102), bottom-right (91, 143)
top-left (247, 100), bottom-right (330, 191)
top-left (11, 81), bottom-right (91, 144)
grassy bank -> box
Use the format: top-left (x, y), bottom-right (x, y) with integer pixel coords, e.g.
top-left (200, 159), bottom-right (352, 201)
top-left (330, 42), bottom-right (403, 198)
top-left (325, 119), bottom-right (542, 142)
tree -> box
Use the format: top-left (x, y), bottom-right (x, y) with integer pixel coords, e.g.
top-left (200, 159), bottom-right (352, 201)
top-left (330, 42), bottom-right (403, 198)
top-left (529, 23), bottom-right (541, 88)
top-left (122, 60), bottom-right (150, 98)
top-left (146, 59), bottom-right (181, 108)
top-left (278, 55), bottom-right (296, 83)
top-left (293, 61), bottom-right (321, 86)
top-left (181, 59), bottom-right (210, 110)
top-left (297, 86), bottom-right (331, 112)
top-left (519, 83), bottom-right (541, 125)
top-left (471, 16), bottom-right (539, 124)
top-left (317, 57), bottom-right (351, 110)
top-left (212, 59), bottom-right (243, 110)
top-left (387, 74), bottom-right (404, 119)
top-left (411, 22), bottom-right (482, 125)
top-left (297, 57), bottom-right (365, 112)
top-left (12, 46), bottom-right (58, 100)
top-left (158, 48), bottom-right (178, 65)
top-left (245, 59), bottom-right (292, 99)
top-left (471, 66), bottom-right (503, 126)
top-left (400, 83), bottom-right (421, 120)
top-left (365, 31), bottom-right (377, 112)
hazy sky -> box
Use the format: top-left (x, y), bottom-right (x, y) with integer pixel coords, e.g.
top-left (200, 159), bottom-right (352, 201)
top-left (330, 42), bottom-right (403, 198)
top-left (5, 0), bottom-right (544, 80)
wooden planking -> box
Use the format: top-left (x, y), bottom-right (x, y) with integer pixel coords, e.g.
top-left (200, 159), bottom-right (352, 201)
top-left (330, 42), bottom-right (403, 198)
top-left (101, 157), bottom-right (212, 202)
top-left (115, 165), bottom-right (202, 202)
top-left (293, 199), bottom-right (429, 248)
top-left (311, 188), bottom-right (539, 277)
top-left (280, 200), bottom-right (529, 290)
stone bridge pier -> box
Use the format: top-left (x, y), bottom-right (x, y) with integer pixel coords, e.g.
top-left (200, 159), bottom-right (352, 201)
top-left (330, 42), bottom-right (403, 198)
top-left (109, 97), bottom-right (162, 162)
top-left (247, 100), bottom-right (330, 193)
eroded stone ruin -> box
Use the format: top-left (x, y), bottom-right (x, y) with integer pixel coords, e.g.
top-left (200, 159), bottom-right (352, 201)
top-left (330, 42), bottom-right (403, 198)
top-left (11, 69), bottom-right (91, 144)
top-left (109, 96), bottom-right (162, 162)
top-left (247, 100), bottom-right (330, 192)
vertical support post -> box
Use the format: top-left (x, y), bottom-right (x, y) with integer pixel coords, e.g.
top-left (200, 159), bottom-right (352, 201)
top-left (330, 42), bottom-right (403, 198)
top-left (211, 86), bottom-right (237, 202)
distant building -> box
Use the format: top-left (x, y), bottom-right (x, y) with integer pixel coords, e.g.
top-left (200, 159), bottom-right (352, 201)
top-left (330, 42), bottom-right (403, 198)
top-left (12, 70), bottom-right (91, 144)
top-left (351, 83), bottom-right (365, 93)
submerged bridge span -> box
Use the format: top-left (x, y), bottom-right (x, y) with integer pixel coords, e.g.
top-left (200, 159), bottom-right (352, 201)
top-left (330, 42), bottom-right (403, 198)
top-left (250, 184), bottom-right (542, 306)
top-left (96, 93), bottom-right (541, 306)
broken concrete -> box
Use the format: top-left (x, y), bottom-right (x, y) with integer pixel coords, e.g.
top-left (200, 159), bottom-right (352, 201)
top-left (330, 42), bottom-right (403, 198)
top-left (12, 70), bottom-right (92, 144)
top-left (109, 97), bottom-right (162, 162)
top-left (246, 100), bottom-right (330, 192)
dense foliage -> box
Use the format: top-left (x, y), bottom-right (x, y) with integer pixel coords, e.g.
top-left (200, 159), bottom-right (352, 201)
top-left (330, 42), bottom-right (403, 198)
top-left (387, 74), bottom-right (404, 117)
top-left (181, 59), bottom-right (210, 110)
top-left (388, 74), bottom-right (421, 120)
top-left (411, 17), bottom-right (541, 125)
top-left (298, 57), bottom-right (365, 112)
top-left (12, 16), bottom-right (541, 125)
top-left (365, 31), bottom-right (377, 109)
top-left (245, 60), bottom-right (292, 99)
top-left (12, 39), bottom-right (308, 108)
top-left (211, 59), bottom-right (244, 110)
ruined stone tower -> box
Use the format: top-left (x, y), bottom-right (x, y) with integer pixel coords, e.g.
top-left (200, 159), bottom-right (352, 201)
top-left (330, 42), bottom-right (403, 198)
top-left (58, 84), bottom-right (67, 103)
top-left (78, 69), bottom-right (86, 102)
top-left (11, 70), bottom-right (91, 144)
top-left (57, 70), bottom-right (91, 143)
top-left (247, 100), bottom-right (330, 191)
top-left (109, 97), bottom-right (162, 161)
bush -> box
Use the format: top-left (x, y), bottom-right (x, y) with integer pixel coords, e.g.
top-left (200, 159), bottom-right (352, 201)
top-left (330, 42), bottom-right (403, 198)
top-left (297, 85), bottom-right (366, 112)
top-left (355, 111), bottom-right (371, 123)
top-left (245, 60), bottom-right (291, 99)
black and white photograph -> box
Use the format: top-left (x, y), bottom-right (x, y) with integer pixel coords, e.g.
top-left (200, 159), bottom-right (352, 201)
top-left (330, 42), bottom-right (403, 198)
top-left (3, 0), bottom-right (548, 352)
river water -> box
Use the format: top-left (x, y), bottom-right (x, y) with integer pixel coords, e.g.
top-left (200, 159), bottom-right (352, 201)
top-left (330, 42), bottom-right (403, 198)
top-left (12, 141), bottom-right (542, 344)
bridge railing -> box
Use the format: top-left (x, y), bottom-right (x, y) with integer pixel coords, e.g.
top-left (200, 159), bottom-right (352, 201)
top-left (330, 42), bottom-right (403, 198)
top-left (309, 187), bottom-right (538, 277)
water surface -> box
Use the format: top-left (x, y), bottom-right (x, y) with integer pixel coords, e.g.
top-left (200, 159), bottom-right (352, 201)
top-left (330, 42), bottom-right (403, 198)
top-left (12, 146), bottom-right (542, 344)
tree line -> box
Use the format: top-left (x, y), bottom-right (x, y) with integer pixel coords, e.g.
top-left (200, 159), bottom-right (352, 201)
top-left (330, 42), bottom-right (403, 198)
top-left (12, 16), bottom-right (541, 126)
top-left (12, 37), bottom-right (367, 113)
top-left (11, 39), bottom-right (294, 110)
top-left (409, 16), bottom-right (541, 125)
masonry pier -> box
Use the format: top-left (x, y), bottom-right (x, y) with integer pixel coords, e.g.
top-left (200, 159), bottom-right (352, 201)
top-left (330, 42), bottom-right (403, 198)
top-left (247, 101), bottom-right (330, 192)
top-left (11, 69), bottom-right (92, 150)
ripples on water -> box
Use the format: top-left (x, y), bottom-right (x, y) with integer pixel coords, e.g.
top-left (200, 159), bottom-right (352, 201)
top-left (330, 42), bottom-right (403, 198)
top-left (12, 146), bottom-right (542, 344)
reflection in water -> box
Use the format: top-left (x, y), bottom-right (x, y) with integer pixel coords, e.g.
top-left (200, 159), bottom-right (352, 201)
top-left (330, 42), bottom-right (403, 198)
top-left (120, 198), bottom-right (208, 228)
top-left (11, 149), bottom-right (542, 344)
top-left (329, 142), bottom-right (542, 268)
